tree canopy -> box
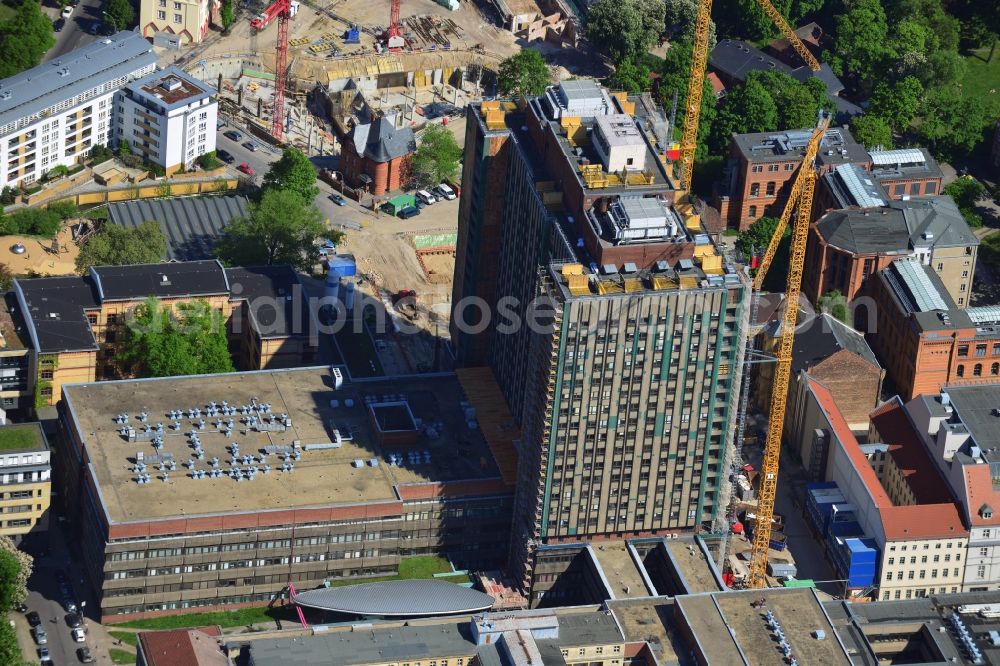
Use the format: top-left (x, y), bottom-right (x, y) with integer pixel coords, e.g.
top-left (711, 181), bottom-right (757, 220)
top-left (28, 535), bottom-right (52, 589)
top-left (121, 298), bottom-right (234, 378)
top-left (0, 0), bottom-right (55, 78)
top-left (819, 290), bottom-right (850, 323)
top-left (917, 85), bottom-right (989, 162)
top-left (214, 188), bottom-right (338, 272)
top-left (0, 536), bottom-right (32, 610)
top-left (738, 216), bottom-right (790, 291)
top-left (220, 0), bottom-right (235, 30)
top-left (608, 58), bottom-right (651, 93)
top-left (849, 113), bottom-right (893, 149)
top-left (827, 0), bottom-right (891, 84)
top-left (868, 76), bottom-right (923, 133)
top-left (262, 147), bottom-right (319, 204)
top-left (497, 50), bottom-right (551, 97)
top-left (411, 123), bottom-right (463, 189)
top-left (104, 0), bottom-right (135, 31)
top-left (657, 41), bottom-right (716, 158)
top-left (663, 0), bottom-right (716, 48)
top-left (943, 177), bottom-right (986, 229)
top-left (709, 78), bottom-right (779, 153)
top-left (585, 0), bottom-right (664, 63)
top-left (76, 220), bottom-right (167, 273)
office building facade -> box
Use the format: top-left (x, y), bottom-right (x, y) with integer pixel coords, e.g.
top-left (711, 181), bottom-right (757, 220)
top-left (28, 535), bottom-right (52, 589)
top-left (0, 423), bottom-right (51, 538)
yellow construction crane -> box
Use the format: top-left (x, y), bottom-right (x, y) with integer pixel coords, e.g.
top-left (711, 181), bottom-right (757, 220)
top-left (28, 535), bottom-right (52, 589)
top-left (745, 115), bottom-right (829, 589)
top-left (678, 0), bottom-right (822, 194)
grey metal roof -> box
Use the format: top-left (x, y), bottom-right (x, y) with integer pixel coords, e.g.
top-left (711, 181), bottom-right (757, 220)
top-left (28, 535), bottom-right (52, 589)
top-left (870, 147), bottom-right (943, 181)
top-left (107, 195), bottom-right (249, 260)
top-left (832, 164), bottom-right (885, 209)
top-left (349, 117), bottom-right (415, 163)
top-left (944, 387), bottom-right (1000, 467)
top-left (245, 621), bottom-right (476, 666)
top-left (815, 196), bottom-right (977, 255)
top-left (732, 127), bottom-right (869, 168)
top-left (787, 312), bottom-right (881, 374)
top-left (120, 66), bottom-right (213, 114)
top-left (13, 276), bottom-right (99, 353)
top-left (91, 260), bottom-right (229, 301)
top-left (0, 32), bottom-right (156, 132)
top-left (293, 580), bottom-right (495, 617)
top-left (224, 266), bottom-right (307, 339)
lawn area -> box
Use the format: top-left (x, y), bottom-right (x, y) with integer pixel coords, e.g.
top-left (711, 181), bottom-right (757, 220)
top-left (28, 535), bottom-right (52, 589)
top-left (980, 231), bottom-right (1000, 271)
top-left (962, 49), bottom-right (1000, 117)
top-left (108, 631), bottom-right (139, 647)
top-left (0, 424), bottom-right (42, 452)
top-left (109, 649), bottom-right (137, 665)
top-left (112, 556), bottom-right (467, 630)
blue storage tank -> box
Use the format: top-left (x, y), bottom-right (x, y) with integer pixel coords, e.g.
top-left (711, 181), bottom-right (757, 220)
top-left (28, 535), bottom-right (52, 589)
top-left (325, 254), bottom-right (357, 310)
top-left (327, 254), bottom-right (357, 279)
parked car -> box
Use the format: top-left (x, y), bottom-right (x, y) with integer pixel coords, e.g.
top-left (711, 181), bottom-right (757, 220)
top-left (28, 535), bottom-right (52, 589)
top-left (216, 149), bottom-right (234, 164)
top-left (60, 5), bottom-right (73, 18)
top-left (416, 189), bottom-right (436, 205)
top-left (242, 141), bottom-right (258, 152)
top-left (26, 611), bottom-right (41, 627)
top-left (329, 193), bottom-right (347, 206)
top-left (237, 163), bottom-right (254, 175)
top-left (38, 646), bottom-right (50, 660)
top-left (398, 206), bottom-right (420, 219)
top-left (71, 627), bottom-right (86, 643)
top-left (223, 130), bottom-right (242, 141)
top-left (64, 598), bottom-right (78, 613)
top-left (216, 118), bottom-right (226, 130)
top-left (87, 21), bottom-right (101, 34)
top-left (435, 183), bottom-right (456, 200)
top-left (33, 627), bottom-right (47, 645)
top-left (77, 646), bottom-right (95, 663)
top-left (54, 18), bottom-right (65, 31)
top-left (15, 603), bottom-right (27, 613)
top-left (66, 613), bottom-right (82, 629)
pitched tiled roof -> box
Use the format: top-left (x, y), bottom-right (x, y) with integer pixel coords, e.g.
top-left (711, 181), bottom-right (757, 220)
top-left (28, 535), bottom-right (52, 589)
top-left (138, 628), bottom-right (226, 666)
top-left (810, 379), bottom-right (967, 540)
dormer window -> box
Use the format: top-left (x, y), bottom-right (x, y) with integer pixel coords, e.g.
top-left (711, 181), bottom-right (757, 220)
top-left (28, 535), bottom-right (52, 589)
top-left (980, 503), bottom-right (993, 520)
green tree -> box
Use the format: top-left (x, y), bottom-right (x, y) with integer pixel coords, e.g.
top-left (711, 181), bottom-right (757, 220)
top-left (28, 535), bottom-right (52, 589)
top-left (918, 86), bottom-right (990, 162)
top-left (827, 0), bottom-right (891, 84)
top-left (0, 616), bottom-right (23, 666)
top-left (0, 536), bottom-right (32, 608)
top-left (121, 298), bottom-right (235, 378)
top-left (944, 177), bottom-right (986, 229)
top-left (411, 123), bottom-right (463, 189)
top-left (497, 49), bottom-right (551, 97)
top-left (736, 215), bottom-right (786, 257)
top-left (262, 147), bottom-right (318, 204)
top-left (103, 0), bottom-right (135, 30)
top-left (709, 78), bottom-right (779, 153)
top-left (0, 549), bottom-right (21, 612)
top-left (75, 220), bottom-right (167, 273)
top-left (663, 0), bottom-right (716, 48)
top-left (0, 0), bottom-right (56, 78)
top-left (608, 57), bottom-right (651, 93)
top-left (214, 188), bottom-right (338, 272)
top-left (868, 76), bottom-right (923, 133)
top-left (713, 0), bottom-right (790, 42)
top-left (657, 40), bottom-right (716, 157)
top-left (850, 114), bottom-right (893, 149)
top-left (819, 290), bottom-right (849, 323)
top-left (745, 70), bottom-right (828, 131)
top-left (586, 0), bottom-right (664, 63)
top-left (220, 0), bottom-right (235, 30)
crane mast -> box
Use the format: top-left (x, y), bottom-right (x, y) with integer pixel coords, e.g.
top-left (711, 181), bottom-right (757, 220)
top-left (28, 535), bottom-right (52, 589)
top-left (271, 3), bottom-right (289, 140)
top-left (678, 0), bottom-right (821, 192)
top-left (745, 117), bottom-right (827, 588)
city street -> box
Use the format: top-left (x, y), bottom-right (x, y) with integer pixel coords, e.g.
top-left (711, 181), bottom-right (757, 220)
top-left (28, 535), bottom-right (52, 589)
top-left (43, 0), bottom-right (106, 62)
top-left (215, 125), bottom-right (281, 183)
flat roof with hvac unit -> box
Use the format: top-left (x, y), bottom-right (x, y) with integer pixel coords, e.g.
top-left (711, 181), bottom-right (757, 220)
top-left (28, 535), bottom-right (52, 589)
top-left (59, 367), bottom-right (506, 525)
top-left (293, 579), bottom-right (495, 617)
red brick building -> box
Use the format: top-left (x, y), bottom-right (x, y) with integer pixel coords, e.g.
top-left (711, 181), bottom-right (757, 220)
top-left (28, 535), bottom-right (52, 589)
top-left (341, 116), bottom-right (415, 196)
top-left (804, 196), bottom-right (978, 307)
top-left (711, 127), bottom-right (869, 230)
top-left (867, 259), bottom-right (1000, 401)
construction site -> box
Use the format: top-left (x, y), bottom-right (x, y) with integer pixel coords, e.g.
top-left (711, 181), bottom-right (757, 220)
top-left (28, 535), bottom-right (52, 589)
top-left (179, 0), bottom-right (558, 152)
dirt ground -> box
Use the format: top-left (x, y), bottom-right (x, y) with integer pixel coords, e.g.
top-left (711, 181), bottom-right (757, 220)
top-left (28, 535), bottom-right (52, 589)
top-left (418, 250), bottom-right (455, 284)
top-left (0, 224), bottom-right (79, 276)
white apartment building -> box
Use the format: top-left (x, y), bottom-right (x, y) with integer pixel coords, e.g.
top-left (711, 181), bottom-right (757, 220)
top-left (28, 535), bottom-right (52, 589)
top-left (114, 66), bottom-right (217, 174)
top-left (0, 32), bottom-right (156, 190)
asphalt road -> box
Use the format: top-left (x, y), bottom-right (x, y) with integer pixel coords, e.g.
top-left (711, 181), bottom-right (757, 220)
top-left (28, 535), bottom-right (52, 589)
top-left (43, 0), bottom-right (107, 62)
top-left (215, 125), bottom-right (280, 184)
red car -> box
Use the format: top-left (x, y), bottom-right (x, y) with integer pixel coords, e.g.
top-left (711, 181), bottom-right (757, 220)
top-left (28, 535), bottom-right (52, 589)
top-left (237, 163), bottom-right (254, 175)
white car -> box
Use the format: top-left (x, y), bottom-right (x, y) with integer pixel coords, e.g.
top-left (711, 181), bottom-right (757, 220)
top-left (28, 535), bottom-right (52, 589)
top-left (61, 5), bottom-right (73, 18)
top-left (436, 183), bottom-right (456, 200)
top-left (71, 627), bottom-right (86, 643)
